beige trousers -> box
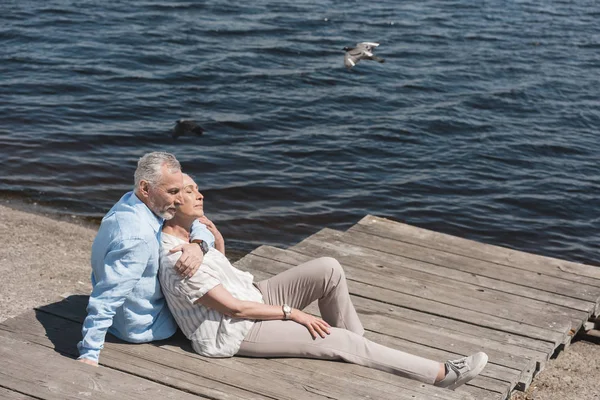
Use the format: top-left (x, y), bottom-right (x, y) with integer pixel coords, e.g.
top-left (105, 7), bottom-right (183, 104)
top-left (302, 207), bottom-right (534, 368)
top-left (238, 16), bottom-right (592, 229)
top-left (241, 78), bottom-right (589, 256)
top-left (237, 257), bottom-right (441, 384)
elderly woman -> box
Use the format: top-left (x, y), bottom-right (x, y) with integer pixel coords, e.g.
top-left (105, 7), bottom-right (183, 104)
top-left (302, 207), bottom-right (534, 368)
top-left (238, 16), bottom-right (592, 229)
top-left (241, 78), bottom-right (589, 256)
top-left (158, 174), bottom-right (488, 390)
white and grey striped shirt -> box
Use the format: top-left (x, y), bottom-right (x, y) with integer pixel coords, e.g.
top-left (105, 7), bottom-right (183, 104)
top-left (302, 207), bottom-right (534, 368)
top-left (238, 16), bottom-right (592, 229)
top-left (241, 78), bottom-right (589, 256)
top-left (159, 232), bottom-right (263, 357)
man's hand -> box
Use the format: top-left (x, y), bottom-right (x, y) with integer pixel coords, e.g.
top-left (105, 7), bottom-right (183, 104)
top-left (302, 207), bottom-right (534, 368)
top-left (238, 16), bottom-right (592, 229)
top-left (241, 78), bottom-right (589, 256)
top-left (78, 358), bottom-right (99, 367)
top-left (169, 243), bottom-right (204, 278)
top-left (290, 309), bottom-right (331, 339)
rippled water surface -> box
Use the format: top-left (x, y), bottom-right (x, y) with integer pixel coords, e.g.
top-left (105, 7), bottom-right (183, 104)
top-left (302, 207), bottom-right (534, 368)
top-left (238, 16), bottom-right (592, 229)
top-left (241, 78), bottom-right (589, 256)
top-left (1, 0), bottom-right (599, 263)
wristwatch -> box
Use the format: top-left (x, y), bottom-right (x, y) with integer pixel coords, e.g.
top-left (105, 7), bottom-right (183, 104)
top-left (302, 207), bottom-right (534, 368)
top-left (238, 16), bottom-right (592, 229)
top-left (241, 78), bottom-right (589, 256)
top-left (196, 240), bottom-right (209, 255)
top-left (282, 304), bottom-right (292, 320)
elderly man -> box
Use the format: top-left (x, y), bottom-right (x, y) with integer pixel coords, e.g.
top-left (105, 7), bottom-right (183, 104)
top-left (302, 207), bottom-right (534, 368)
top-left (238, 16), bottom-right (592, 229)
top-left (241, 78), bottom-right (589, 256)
top-left (77, 152), bottom-right (214, 366)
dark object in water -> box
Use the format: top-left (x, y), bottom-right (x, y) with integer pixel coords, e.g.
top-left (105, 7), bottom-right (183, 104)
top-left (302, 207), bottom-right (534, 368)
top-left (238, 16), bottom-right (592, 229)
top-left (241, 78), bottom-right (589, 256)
top-left (172, 119), bottom-right (205, 139)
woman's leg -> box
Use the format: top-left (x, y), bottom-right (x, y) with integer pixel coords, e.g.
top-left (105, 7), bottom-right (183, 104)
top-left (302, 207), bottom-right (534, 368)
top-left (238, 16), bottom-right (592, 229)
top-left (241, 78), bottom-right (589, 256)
top-left (254, 257), bottom-right (363, 335)
top-left (238, 319), bottom-right (441, 385)
top-left (249, 257), bottom-right (487, 388)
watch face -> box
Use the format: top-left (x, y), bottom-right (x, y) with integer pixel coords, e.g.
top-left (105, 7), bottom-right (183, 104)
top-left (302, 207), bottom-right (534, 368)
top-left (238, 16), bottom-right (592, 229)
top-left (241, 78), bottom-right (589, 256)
top-left (283, 304), bottom-right (291, 313)
top-left (199, 240), bottom-right (209, 254)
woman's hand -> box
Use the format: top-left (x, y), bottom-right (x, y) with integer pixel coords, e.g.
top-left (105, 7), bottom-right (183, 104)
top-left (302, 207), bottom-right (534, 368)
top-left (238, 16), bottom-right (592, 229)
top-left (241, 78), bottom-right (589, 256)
top-left (290, 309), bottom-right (331, 339)
top-left (199, 215), bottom-right (225, 254)
top-left (198, 215), bottom-right (220, 236)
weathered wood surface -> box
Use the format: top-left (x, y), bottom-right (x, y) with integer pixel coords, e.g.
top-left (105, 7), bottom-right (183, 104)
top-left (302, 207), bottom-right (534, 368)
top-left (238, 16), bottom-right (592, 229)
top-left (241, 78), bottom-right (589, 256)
top-left (235, 216), bottom-right (599, 399)
top-left (0, 386), bottom-right (37, 400)
top-left (0, 331), bottom-right (208, 400)
top-left (353, 216), bottom-right (600, 280)
top-left (351, 216), bottom-right (600, 313)
top-left (236, 249), bottom-right (524, 396)
top-left (289, 232), bottom-right (578, 335)
top-left (3, 214), bottom-right (597, 400)
top-left (297, 228), bottom-right (591, 330)
top-left (342, 226), bottom-right (600, 312)
top-left (0, 296), bottom-right (473, 400)
top-left (239, 247), bottom-right (563, 353)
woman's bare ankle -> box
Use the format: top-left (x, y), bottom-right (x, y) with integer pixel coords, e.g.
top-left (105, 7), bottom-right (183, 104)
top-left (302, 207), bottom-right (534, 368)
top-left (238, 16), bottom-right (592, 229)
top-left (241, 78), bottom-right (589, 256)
top-left (435, 362), bottom-right (446, 382)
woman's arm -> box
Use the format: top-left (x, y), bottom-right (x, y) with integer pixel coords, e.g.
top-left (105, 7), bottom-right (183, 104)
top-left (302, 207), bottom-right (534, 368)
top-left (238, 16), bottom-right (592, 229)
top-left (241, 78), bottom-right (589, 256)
top-left (198, 215), bottom-right (225, 255)
top-left (197, 285), bottom-right (331, 339)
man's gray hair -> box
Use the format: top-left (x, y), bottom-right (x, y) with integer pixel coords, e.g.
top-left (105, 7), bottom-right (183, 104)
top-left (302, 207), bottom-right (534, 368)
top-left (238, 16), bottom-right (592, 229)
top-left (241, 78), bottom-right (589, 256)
top-left (134, 152), bottom-right (181, 188)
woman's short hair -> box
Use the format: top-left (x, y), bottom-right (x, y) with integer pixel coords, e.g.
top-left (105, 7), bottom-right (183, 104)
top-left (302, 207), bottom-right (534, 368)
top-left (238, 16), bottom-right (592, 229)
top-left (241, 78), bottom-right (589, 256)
top-left (134, 152), bottom-right (181, 188)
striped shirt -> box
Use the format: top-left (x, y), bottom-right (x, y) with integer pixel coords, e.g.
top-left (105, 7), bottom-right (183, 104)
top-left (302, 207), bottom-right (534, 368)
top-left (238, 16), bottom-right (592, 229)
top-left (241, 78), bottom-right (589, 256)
top-left (158, 232), bottom-right (263, 357)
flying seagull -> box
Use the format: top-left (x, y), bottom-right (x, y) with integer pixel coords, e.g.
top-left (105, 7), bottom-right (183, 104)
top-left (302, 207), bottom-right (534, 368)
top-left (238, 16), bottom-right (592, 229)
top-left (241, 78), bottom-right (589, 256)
top-left (172, 119), bottom-right (205, 139)
top-left (343, 42), bottom-right (385, 69)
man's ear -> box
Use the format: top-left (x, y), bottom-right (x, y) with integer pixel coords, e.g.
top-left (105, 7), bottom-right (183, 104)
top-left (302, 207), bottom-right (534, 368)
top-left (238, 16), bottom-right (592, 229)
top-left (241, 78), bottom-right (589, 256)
top-left (138, 180), bottom-right (151, 199)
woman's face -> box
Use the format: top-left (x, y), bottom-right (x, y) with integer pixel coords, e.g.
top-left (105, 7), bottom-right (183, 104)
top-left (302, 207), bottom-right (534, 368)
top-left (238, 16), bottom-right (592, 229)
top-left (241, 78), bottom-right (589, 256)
top-left (178, 174), bottom-right (204, 218)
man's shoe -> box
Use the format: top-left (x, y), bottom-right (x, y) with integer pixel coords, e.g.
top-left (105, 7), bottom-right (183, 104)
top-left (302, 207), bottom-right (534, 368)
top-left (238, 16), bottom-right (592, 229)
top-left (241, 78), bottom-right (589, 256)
top-left (434, 352), bottom-right (488, 390)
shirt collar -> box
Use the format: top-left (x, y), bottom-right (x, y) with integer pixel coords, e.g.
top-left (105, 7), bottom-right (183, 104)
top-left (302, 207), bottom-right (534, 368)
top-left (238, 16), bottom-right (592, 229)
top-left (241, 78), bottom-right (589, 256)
top-left (127, 191), bottom-right (164, 233)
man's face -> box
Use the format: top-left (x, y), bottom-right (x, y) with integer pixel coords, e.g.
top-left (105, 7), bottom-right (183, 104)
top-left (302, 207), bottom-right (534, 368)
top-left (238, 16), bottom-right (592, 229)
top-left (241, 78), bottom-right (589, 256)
top-left (145, 165), bottom-right (183, 220)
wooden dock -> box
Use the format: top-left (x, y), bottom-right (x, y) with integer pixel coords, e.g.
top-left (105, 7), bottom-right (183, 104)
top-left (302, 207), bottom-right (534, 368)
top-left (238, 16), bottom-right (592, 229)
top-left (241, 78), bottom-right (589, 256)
top-left (2, 215), bottom-right (600, 400)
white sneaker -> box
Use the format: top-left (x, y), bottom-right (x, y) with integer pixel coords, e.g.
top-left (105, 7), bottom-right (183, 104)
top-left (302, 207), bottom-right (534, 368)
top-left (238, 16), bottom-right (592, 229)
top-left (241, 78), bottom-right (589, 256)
top-left (434, 352), bottom-right (488, 390)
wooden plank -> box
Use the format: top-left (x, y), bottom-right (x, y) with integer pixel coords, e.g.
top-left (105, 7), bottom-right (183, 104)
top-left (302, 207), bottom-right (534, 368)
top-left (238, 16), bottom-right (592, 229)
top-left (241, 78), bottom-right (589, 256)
top-left (280, 286), bottom-right (538, 390)
top-left (170, 348), bottom-right (476, 400)
top-left (116, 337), bottom-right (422, 400)
top-left (353, 215), bottom-right (600, 284)
top-left (235, 251), bottom-right (539, 393)
top-left (363, 331), bottom-right (522, 391)
top-left (9, 302), bottom-right (472, 400)
top-left (0, 387), bottom-right (37, 399)
top-left (290, 232), bottom-right (584, 333)
top-left (350, 294), bottom-right (548, 365)
top-left (263, 358), bottom-right (480, 400)
top-left (296, 228), bottom-right (594, 318)
top-left (273, 359), bottom-right (503, 400)
top-left (352, 295), bottom-right (546, 368)
top-left (367, 328), bottom-right (532, 393)
top-left (119, 343), bottom-right (413, 400)
top-left (0, 331), bottom-right (205, 400)
top-left (339, 226), bottom-right (600, 310)
top-left (260, 349), bottom-right (508, 400)
top-left (239, 246), bottom-right (565, 346)
top-left (458, 385), bottom-right (506, 400)
top-left (4, 308), bottom-right (367, 400)
top-left (0, 312), bottom-right (273, 400)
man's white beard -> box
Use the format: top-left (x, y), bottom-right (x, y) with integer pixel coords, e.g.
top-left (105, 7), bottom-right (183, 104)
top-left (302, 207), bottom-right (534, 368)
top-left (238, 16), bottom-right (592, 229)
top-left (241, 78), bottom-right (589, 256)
top-left (159, 209), bottom-right (176, 220)
top-left (148, 198), bottom-right (176, 220)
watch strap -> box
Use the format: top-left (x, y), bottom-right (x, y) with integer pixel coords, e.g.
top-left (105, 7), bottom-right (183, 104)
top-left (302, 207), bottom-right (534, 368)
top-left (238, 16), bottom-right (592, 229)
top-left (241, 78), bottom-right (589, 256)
top-left (196, 240), bottom-right (209, 255)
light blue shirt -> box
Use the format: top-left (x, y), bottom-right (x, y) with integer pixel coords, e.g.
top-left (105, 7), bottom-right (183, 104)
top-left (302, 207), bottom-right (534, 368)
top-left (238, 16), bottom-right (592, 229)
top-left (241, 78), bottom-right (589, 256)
top-left (77, 191), bottom-right (214, 362)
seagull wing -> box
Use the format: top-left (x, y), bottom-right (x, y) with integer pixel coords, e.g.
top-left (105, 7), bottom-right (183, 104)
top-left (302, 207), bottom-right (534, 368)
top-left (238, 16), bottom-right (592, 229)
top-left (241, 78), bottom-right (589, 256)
top-left (344, 52), bottom-right (358, 68)
top-left (358, 42), bottom-right (380, 53)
